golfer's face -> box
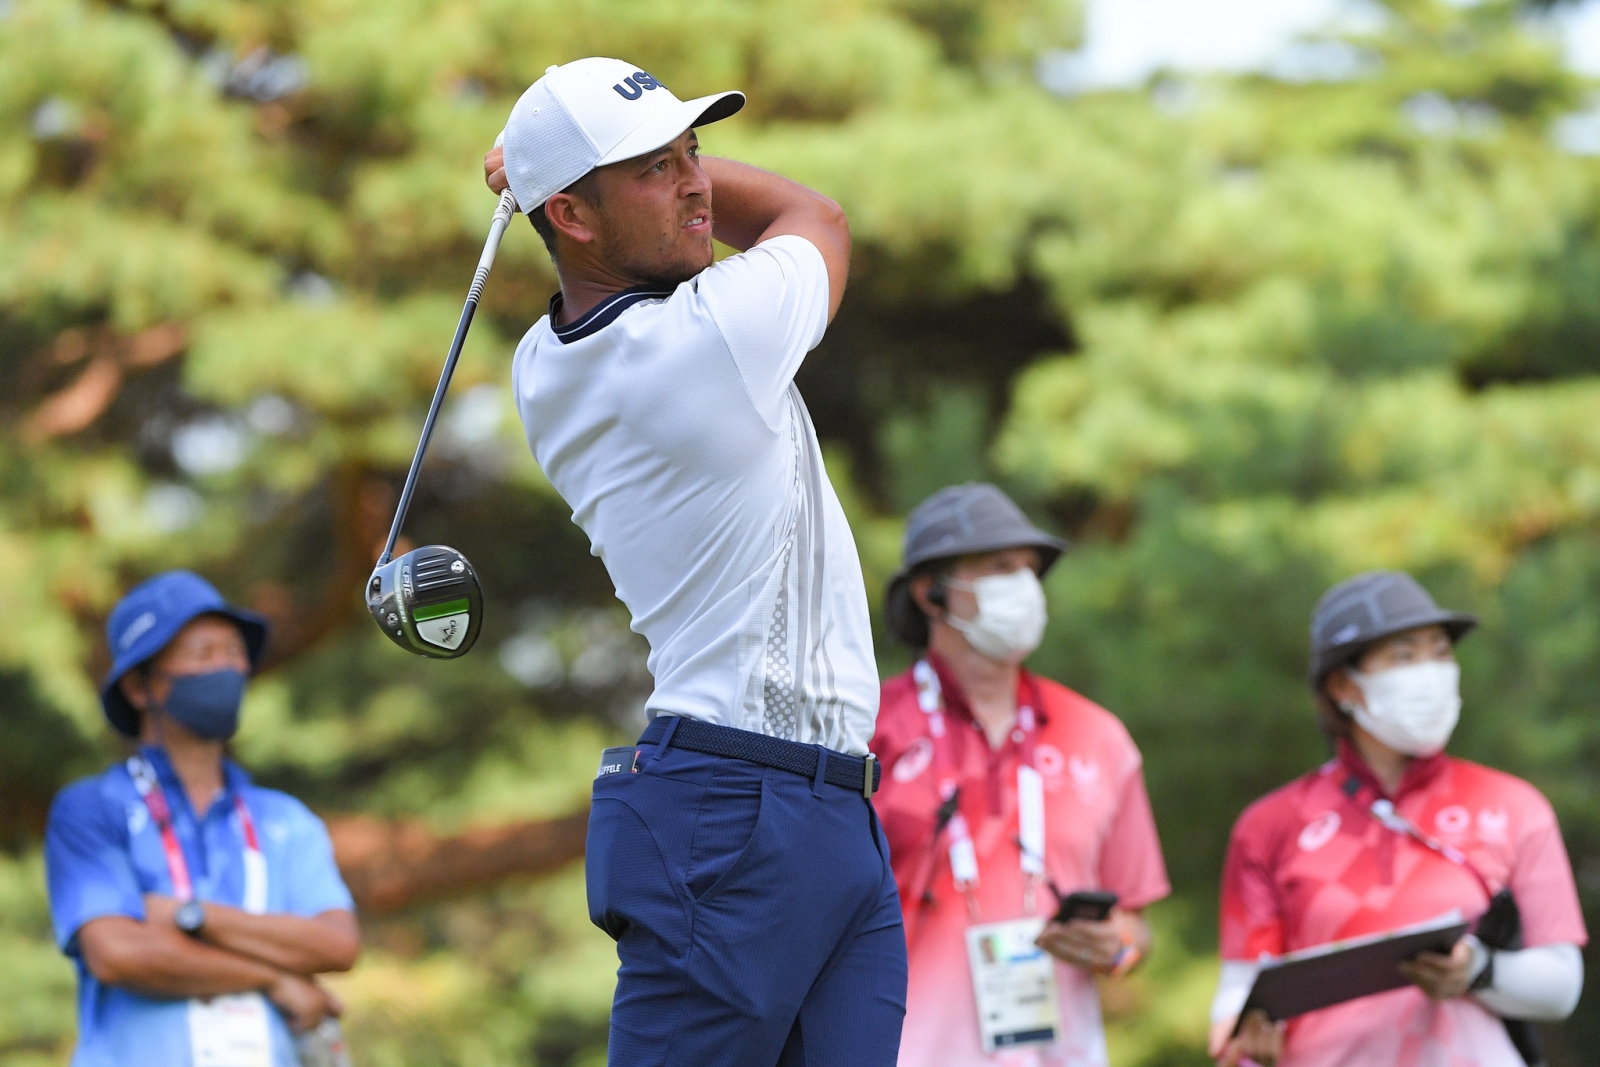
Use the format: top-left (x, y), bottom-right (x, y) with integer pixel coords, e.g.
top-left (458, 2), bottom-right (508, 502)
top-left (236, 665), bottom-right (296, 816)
top-left (594, 130), bottom-right (714, 283)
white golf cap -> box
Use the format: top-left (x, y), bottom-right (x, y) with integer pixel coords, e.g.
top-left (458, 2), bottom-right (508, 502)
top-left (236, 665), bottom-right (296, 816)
top-left (500, 58), bottom-right (744, 213)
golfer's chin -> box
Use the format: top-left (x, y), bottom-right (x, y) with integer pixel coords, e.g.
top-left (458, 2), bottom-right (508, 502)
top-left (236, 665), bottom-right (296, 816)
top-left (677, 234), bottom-right (716, 275)
top-left (642, 240), bottom-right (714, 287)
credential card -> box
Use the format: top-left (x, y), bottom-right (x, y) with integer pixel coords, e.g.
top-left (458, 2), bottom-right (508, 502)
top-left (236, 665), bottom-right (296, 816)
top-left (189, 992), bottom-right (273, 1067)
top-left (965, 918), bottom-right (1062, 1054)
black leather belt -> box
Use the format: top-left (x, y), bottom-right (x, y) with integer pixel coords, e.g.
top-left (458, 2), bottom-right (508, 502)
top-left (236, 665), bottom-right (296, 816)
top-left (640, 716), bottom-right (880, 797)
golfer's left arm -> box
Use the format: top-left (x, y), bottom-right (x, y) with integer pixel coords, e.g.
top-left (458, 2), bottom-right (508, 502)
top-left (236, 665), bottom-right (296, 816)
top-left (482, 146), bottom-right (849, 321)
top-left (696, 156), bottom-right (849, 322)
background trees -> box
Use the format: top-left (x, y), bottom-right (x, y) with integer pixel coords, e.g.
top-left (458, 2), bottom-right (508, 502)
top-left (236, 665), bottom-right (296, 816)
top-left (3, 1), bottom-right (1600, 1064)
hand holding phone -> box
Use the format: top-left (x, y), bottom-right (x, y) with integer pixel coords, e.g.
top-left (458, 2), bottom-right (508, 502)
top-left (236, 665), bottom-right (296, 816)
top-left (1052, 889), bottom-right (1118, 925)
top-left (1037, 889), bottom-right (1130, 974)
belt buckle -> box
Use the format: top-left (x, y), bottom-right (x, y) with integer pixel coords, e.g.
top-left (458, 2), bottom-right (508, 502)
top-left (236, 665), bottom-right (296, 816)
top-left (862, 753), bottom-right (876, 798)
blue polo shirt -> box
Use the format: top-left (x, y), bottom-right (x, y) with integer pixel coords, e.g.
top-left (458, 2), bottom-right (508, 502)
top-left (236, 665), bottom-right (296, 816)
top-left (44, 747), bottom-right (355, 1067)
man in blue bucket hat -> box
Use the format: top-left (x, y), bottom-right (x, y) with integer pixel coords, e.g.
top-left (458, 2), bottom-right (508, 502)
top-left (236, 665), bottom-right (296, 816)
top-left (44, 571), bottom-right (360, 1067)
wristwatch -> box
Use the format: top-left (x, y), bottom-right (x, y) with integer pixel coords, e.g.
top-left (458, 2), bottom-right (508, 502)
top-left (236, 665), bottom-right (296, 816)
top-left (174, 899), bottom-right (207, 938)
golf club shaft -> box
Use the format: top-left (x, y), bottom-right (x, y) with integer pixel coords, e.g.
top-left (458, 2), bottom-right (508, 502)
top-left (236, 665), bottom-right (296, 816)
top-left (378, 188), bottom-right (519, 566)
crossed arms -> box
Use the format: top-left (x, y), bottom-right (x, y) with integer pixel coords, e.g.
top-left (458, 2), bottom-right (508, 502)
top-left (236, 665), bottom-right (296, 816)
top-left (77, 898), bottom-right (358, 1031)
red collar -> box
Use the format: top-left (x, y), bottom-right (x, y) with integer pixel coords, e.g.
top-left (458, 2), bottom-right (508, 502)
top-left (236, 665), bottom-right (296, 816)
top-left (1335, 739), bottom-right (1448, 800)
top-left (924, 652), bottom-right (1047, 727)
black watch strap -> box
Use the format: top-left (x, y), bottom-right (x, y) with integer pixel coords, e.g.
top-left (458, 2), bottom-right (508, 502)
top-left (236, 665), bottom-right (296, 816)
top-left (174, 899), bottom-right (206, 938)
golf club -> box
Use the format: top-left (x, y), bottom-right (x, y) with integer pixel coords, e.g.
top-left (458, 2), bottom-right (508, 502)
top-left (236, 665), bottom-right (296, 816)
top-left (367, 187), bottom-right (519, 658)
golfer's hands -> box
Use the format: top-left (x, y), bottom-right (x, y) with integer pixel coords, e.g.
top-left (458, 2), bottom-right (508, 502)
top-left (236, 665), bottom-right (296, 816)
top-left (1036, 917), bottom-right (1122, 972)
top-left (267, 972), bottom-right (343, 1033)
top-left (485, 146), bottom-right (508, 194)
top-left (1398, 938), bottom-right (1476, 1001)
top-left (1211, 1010), bottom-right (1283, 1066)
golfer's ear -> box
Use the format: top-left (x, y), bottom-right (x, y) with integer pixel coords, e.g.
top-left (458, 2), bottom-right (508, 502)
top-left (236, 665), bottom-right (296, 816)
top-left (545, 193), bottom-right (598, 245)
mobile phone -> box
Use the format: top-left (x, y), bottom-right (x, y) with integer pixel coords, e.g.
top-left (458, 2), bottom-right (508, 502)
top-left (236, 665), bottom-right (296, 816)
top-left (1053, 889), bottom-right (1118, 924)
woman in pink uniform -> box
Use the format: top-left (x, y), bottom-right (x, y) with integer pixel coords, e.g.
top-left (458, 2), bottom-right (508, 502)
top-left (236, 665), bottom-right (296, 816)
top-left (872, 484), bottom-right (1170, 1067)
top-left (1211, 571), bottom-right (1587, 1067)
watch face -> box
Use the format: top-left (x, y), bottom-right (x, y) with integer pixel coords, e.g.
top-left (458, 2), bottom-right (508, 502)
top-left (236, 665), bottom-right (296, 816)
top-left (175, 900), bottom-right (205, 934)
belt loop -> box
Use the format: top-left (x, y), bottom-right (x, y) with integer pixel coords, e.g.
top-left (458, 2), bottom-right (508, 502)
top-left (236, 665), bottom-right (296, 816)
top-left (812, 745), bottom-right (829, 798)
top-left (863, 753), bottom-right (877, 798)
top-left (650, 715), bottom-right (682, 767)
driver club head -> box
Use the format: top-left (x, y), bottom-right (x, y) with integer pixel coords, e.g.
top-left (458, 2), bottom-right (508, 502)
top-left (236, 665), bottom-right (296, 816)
top-left (366, 545), bottom-right (483, 659)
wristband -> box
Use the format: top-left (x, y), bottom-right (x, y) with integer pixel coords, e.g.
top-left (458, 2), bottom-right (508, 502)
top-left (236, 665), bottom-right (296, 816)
top-left (1106, 934), bottom-right (1143, 978)
top-left (1470, 947), bottom-right (1496, 992)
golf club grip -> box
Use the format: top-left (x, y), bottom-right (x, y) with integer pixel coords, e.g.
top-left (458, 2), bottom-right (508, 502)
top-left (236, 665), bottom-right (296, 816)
top-left (378, 188), bottom-right (521, 566)
top-left (471, 189), bottom-right (520, 302)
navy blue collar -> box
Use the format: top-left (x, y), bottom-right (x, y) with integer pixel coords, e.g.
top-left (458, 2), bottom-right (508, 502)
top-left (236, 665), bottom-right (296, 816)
top-left (548, 284), bottom-right (677, 344)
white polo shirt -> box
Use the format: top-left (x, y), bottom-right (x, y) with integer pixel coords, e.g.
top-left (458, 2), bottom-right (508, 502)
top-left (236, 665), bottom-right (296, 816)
top-left (511, 235), bottom-right (878, 754)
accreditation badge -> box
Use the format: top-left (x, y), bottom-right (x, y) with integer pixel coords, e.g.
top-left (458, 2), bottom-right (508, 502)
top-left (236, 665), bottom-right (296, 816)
top-left (189, 992), bottom-right (273, 1067)
top-left (965, 918), bottom-right (1062, 1054)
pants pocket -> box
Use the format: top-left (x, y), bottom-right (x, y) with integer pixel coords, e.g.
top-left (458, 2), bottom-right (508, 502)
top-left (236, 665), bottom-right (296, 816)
top-left (585, 797), bottom-right (630, 938)
top-left (586, 772), bottom-right (660, 940)
top-left (684, 765), bottom-right (765, 902)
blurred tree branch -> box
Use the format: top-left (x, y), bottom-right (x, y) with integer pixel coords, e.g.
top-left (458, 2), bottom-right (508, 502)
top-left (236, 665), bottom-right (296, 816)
top-left (327, 808), bottom-right (590, 915)
top-left (21, 323), bottom-right (187, 441)
top-left (252, 466), bottom-right (395, 670)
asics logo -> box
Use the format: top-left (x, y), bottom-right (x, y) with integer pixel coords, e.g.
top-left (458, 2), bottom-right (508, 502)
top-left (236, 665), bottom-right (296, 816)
top-left (1298, 811), bottom-right (1340, 852)
top-left (613, 71), bottom-right (663, 100)
top-left (892, 737), bottom-right (934, 783)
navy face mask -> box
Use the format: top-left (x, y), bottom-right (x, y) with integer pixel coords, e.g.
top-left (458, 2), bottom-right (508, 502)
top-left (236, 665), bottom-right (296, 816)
top-left (160, 669), bottom-right (248, 740)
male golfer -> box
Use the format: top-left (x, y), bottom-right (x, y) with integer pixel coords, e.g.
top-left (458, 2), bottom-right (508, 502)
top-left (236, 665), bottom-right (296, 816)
top-left (484, 59), bottom-right (904, 1066)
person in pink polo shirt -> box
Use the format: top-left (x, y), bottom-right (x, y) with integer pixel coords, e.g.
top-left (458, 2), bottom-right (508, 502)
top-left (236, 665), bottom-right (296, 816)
top-left (872, 484), bottom-right (1171, 1067)
top-left (1211, 570), bottom-right (1587, 1067)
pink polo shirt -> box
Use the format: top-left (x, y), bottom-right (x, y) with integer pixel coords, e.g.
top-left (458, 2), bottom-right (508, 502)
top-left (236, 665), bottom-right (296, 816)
top-left (872, 657), bottom-right (1170, 1067)
top-left (1219, 742), bottom-right (1587, 1067)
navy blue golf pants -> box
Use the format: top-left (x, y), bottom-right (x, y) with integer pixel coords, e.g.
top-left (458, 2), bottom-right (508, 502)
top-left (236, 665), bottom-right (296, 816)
top-left (586, 720), bottom-right (908, 1066)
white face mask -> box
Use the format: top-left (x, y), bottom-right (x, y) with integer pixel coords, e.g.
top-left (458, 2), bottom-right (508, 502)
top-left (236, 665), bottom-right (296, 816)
top-left (1341, 660), bottom-right (1462, 757)
top-left (944, 568), bottom-right (1048, 664)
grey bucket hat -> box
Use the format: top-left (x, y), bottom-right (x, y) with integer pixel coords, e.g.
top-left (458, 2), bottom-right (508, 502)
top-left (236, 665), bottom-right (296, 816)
top-left (885, 483), bottom-right (1067, 647)
top-left (1309, 570), bottom-right (1477, 689)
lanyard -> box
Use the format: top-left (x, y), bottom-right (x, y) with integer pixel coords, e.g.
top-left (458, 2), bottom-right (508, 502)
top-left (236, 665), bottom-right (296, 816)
top-left (1343, 775), bottom-right (1496, 899)
top-left (913, 660), bottom-right (1046, 914)
top-left (128, 756), bottom-right (268, 914)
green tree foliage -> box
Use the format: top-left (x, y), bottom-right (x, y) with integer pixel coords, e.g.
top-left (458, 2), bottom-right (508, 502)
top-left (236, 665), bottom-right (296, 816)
top-left (3, 0), bottom-right (1600, 1063)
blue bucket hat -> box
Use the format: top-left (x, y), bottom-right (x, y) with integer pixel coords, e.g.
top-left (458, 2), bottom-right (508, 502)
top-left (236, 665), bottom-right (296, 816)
top-left (101, 570), bottom-right (269, 737)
